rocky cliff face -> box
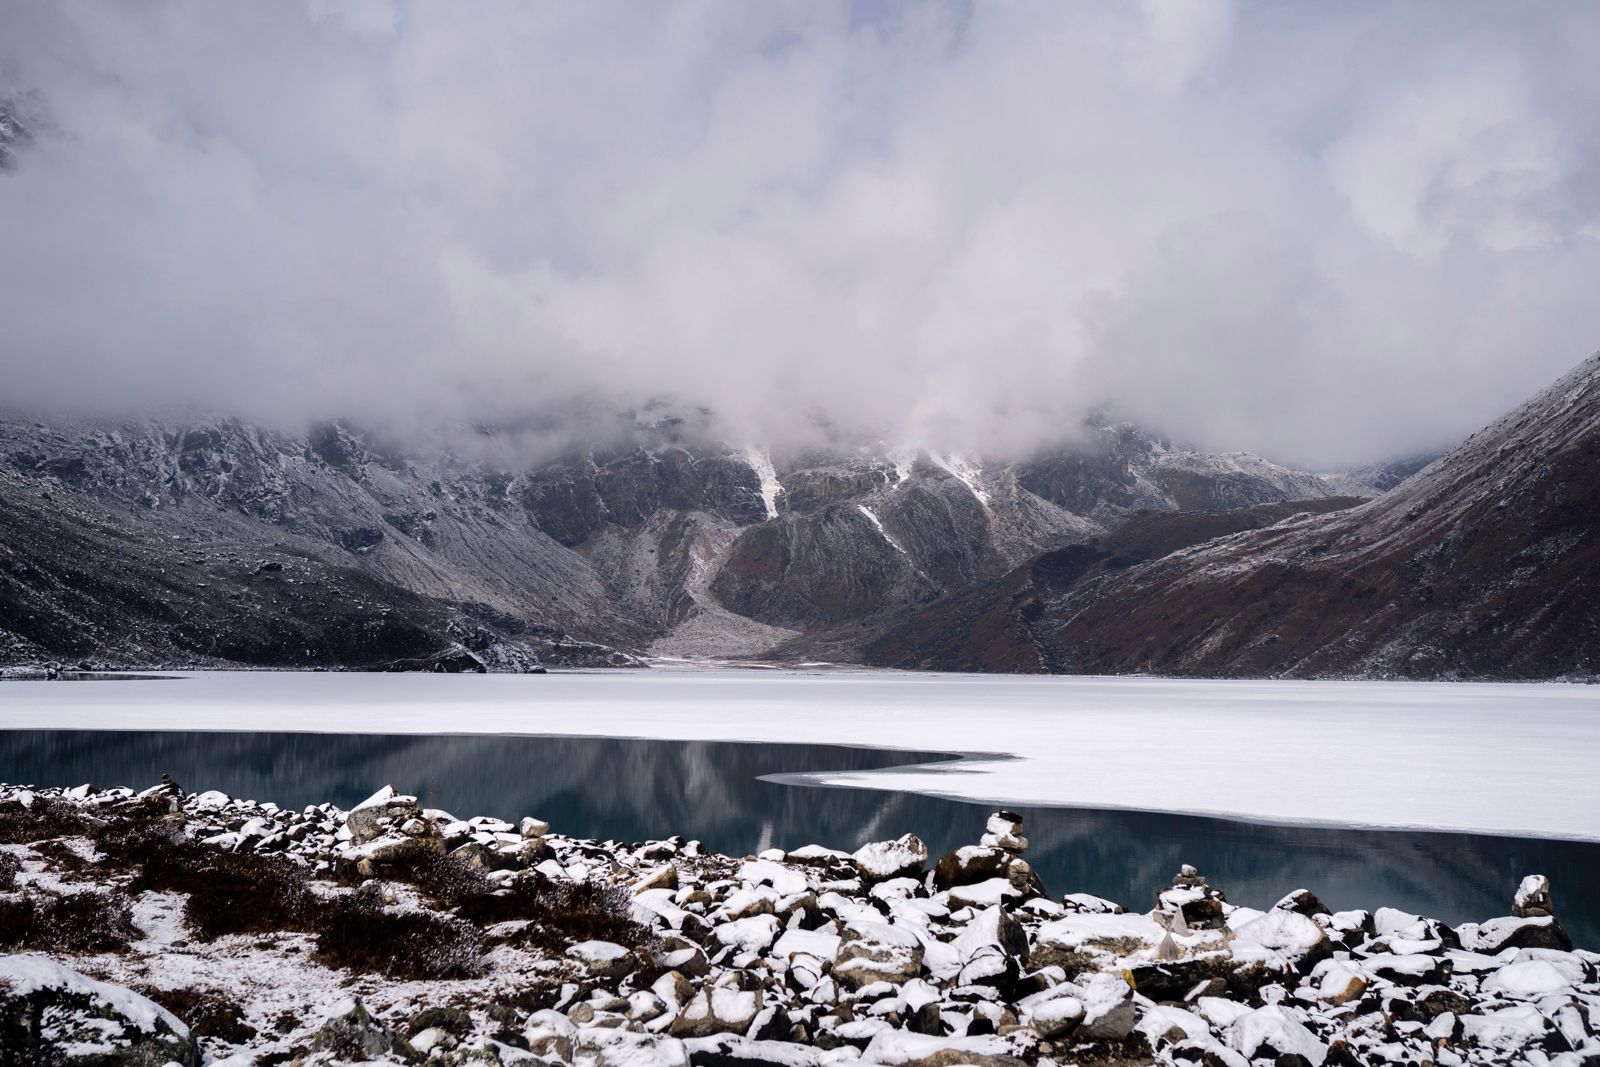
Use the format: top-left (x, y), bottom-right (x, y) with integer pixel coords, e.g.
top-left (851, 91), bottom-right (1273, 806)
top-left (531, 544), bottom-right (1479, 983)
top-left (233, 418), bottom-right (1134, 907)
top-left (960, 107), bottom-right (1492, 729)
top-left (0, 407), bottom-right (1372, 671)
top-left (965, 352), bottom-right (1600, 680)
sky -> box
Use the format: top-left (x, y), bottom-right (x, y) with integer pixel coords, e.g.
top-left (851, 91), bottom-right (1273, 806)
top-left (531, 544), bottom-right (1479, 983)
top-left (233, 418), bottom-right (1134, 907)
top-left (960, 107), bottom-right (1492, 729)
top-left (1, 1), bottom-right (1598, 468)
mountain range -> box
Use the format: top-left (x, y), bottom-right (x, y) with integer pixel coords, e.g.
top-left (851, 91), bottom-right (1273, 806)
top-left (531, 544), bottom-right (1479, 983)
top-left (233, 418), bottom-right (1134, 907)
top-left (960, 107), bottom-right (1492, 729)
top-left (2, 352), bottom-right (1596, 681)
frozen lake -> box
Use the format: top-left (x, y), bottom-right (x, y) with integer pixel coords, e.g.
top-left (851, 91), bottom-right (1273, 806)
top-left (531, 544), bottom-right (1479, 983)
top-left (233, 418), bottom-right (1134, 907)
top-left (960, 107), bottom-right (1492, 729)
top-left (3, 668), bottom-right (1596, 839)
top-left (1, 669), bottom-right (1597, 945)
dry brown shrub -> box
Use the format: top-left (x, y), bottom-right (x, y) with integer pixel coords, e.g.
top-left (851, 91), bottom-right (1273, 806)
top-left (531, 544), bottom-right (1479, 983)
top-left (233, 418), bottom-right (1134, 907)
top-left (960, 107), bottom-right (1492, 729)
top-left (99, 824), bottom-right (315, 940)
top-left (0, 889), bottom-right (139, 953)
top-left (349, 849), bottom-right (493, 909)
top-left (141, 987), bottom-right (258, 1045)
top-left (454, 872), bottom-right (653, 954)
top-left (0, 798), bottom-right (96, 844)
top-left (315, 885), bottom-right (484, 980)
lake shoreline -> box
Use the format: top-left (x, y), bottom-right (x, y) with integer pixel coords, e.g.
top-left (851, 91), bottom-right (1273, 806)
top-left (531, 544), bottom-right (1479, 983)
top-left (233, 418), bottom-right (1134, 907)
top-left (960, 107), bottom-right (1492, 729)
top-left (2, 779), bottom-right (1596, 1066)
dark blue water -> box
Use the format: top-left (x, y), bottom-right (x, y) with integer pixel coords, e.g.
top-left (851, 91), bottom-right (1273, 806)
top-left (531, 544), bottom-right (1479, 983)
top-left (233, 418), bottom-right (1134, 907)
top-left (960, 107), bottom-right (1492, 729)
top-left (1, 729), bottom-right (1595, 948)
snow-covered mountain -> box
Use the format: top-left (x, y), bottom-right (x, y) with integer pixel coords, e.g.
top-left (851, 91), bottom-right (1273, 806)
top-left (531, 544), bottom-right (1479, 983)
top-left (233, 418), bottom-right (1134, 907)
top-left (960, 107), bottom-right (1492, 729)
top-left (0, 411), bottom-right (1368, 671)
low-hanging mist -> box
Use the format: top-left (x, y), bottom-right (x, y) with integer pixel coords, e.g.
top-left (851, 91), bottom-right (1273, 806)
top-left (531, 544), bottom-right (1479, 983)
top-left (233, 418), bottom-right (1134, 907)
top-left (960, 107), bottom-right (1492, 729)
top-left (2, 1), bottom-right (1599, 467)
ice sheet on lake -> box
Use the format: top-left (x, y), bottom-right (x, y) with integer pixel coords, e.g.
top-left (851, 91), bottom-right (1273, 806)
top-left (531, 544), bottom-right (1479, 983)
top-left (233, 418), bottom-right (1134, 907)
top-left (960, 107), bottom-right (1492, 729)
top-left (2, 670), bottom-right (1596, 842)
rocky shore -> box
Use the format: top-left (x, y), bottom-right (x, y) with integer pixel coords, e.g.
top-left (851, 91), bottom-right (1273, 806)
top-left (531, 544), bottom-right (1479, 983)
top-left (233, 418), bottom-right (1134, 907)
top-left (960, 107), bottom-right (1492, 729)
top-left (0, 781), bottom-right (1594, 1066)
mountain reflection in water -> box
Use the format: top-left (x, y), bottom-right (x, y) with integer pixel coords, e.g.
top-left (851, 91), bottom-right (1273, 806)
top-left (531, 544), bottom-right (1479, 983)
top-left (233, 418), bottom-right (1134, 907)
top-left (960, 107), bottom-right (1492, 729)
top-left (2, 729), bottom-right (1594, 949)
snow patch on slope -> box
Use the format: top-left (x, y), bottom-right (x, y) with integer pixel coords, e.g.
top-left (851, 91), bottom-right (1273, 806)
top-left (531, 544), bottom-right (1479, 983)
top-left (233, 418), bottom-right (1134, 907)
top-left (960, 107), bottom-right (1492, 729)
top-left (744, 448), bottom-right (783, 520)
top-left (929, 453), bottom-right (990, 507)
top-left (856, 504), bottom-right (909, 557)
top-left (887, 447), bottom-right (919, 487)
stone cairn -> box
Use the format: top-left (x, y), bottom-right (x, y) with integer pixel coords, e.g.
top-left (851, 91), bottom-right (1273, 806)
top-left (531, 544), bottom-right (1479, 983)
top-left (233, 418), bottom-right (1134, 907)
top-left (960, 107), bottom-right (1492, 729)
top-left (1156, 864), bottom-right (1228, 933)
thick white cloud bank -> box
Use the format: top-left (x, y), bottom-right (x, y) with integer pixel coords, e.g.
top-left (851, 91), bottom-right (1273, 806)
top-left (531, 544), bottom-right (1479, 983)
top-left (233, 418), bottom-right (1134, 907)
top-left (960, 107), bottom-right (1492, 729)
top-left (2, 2), bottom-right (1599, 466)
top-left (5, 670), bottom-right (1598, 842)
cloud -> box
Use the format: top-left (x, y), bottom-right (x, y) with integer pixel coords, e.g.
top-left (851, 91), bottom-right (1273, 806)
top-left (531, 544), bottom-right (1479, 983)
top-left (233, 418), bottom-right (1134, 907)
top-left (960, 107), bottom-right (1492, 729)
top-left (0, 1), bottom-right (1597, 467)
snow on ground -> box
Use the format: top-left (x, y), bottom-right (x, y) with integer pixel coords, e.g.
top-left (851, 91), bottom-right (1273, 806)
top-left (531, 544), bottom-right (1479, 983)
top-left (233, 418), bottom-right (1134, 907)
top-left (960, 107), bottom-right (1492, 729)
top-left (3, 670), bottom-right (1598, 842)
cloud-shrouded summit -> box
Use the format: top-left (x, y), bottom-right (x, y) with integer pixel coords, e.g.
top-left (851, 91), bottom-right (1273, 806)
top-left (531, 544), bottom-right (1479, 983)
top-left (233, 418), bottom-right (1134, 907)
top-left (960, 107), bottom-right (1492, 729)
top-left (2, 1), bottom-right (1598, 467)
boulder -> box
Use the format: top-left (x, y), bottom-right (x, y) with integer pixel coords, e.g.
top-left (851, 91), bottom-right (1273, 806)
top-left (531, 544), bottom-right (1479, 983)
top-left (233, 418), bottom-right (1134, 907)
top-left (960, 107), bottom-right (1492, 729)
top-left (1127, 958), bottom-right (1236, 1002)
top-left (833, 921), bottom-right (925, 989)
top-left (576, 1028), bottom-right (690, 1066)
top-left (1472, 914), bottom-right (1572, 954)
top-left (0, 954), bottom-right (200, 1067)
top-left (346, 785), bottom-right (424, 844)
top-left (710, 914), bottom-right (782, 956)
top-left (1309, 959), bottom-right (1368, 1005)
top-left (523, 1009), bottom-right (577, 1060)
top-left (1060, 892), bottom-right (1125, 915)
top-left (1274, 888), bottom-right (1331, 918)
top-left (1232, 909), bottom-right (1331, 966)
top-left (932, 845), bottom-right (1044, 898)
top-left (1076, 972), bottom-right (1137, 1040)
top-left (950, 905), bottom-right (1029, 987)
top-left (311, 998), bottom-right (419, 1063)
top-left (857, 1030), bottom-right (1029, 1067)
top-left (567, 940), bottom-right (637, 981)
top-left (1225, 1005), bottom-right (1326, 1065)
top-left (668, 979), bottom-right (764, 1038)
top-left (852, 834), bottom-right (929, 882)
top-left (1025, 993), bottom-right (1085, 1038)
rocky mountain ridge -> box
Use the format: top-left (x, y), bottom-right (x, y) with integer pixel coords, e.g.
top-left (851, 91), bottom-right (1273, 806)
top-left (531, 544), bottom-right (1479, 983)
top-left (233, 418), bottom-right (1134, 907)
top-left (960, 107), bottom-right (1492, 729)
top-left (886, 352), bottom-right (1600, 680)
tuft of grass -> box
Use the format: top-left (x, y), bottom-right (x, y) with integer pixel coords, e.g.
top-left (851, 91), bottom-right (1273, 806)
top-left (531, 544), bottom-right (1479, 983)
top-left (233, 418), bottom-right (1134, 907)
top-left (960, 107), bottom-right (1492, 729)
top-left (0, 851), bottom-right (18, 888)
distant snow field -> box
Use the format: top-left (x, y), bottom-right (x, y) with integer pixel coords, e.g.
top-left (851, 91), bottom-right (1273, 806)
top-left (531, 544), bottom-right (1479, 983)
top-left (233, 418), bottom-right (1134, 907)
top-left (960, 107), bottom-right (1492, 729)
top-left (3, 669), bottom-right (1596, 842)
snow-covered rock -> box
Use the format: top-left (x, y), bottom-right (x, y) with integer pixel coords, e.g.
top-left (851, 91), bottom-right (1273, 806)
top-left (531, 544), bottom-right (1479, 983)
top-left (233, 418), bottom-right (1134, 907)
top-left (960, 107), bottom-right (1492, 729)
top-left (833, 920), bottom-right (925, 989)
top-left (851, 833), bottom-right (928, 882)
top-left (567, 939), bottom-right (637, 981)
top-left (0, 954), bottom-right (199, 1067)
top-left (1225, 1004), bottom-right (1326, 1065)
